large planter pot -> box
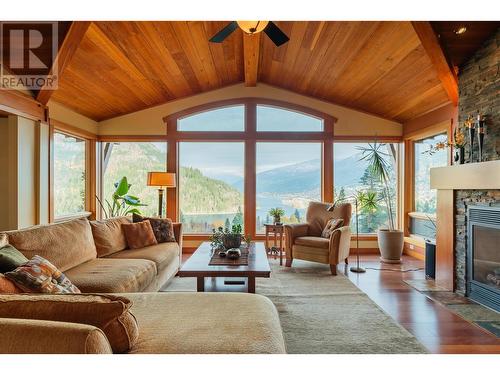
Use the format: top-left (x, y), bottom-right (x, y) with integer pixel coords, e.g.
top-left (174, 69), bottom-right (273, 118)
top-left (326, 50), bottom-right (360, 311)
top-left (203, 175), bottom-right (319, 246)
top-left (377, 229), bottom-right (404, 263)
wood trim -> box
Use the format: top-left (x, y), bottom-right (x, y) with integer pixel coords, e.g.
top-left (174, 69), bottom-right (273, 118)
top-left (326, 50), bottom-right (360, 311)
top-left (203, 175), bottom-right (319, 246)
top-left (411, 22), bottom-right (458, 106)
top-left (244, 102), bottom-right (257, 235)
top-left (166, 139), bottom-right (177, 221)
top-left (323, 141), bottom-right (334, 202)
top-left (243, 33), bottom-right (261, 87)
top-left (163, 97), bottom-right (337, 125)
top-left (48, 123), bottom-right (55, 223)
top-left (333, 135), bottom-right (402, 142)
top-left (50, 118), bottom-right (97, 140)
top-left (98, 135), bottom-right (167, 142)
top-left (85, 139), bottom-right (97, 220)
top-left (0, 90), bottom-right (47, 122)
top-left (37, 22), bottom-right (91, 105)
top-left (435, 189), bottom-right (455, 290)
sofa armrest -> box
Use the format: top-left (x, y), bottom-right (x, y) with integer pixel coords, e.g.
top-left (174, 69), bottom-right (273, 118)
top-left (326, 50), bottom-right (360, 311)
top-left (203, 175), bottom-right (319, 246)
top-left (284, 223), bottom-right (309, 259)
top-left (329, 225), bottom-right (351, 264)
top-left (0, 318), bottom-right (113, 354)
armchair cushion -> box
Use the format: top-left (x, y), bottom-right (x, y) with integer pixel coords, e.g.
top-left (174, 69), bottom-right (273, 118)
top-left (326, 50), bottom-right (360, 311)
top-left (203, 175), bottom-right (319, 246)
top-left (295, 236), bottom-right (330, 249)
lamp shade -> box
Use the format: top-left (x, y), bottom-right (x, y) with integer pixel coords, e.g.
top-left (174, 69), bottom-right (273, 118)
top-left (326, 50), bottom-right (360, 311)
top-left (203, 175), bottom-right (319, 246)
top-left (147, 172), bottom-right (176, 187)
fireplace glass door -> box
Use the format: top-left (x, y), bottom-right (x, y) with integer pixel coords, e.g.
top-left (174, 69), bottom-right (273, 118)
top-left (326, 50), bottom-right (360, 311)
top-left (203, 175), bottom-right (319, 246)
top-left (472, 225), bottom-right (500, 291)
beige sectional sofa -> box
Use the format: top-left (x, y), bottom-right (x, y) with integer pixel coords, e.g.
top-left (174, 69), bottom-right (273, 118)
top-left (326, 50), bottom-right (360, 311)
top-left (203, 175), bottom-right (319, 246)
top-left (3, 217), bottom-right (182, 293)
top-left (0, 217), bottom-right (286, 354)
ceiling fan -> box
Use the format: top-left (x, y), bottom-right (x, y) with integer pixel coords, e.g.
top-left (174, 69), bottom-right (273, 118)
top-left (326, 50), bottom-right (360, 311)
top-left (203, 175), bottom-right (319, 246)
top-left (209, 21), bottom-right (289, 47)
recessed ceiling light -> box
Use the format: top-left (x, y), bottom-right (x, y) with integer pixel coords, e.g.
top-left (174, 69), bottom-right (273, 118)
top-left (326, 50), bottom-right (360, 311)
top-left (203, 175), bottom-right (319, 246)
top-left (455, 26), bottom-right (467, 35)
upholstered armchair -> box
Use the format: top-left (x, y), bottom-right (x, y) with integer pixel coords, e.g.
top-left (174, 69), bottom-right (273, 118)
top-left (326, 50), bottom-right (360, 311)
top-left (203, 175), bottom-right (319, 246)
top-left (284, 201), bottom-right (352, 275)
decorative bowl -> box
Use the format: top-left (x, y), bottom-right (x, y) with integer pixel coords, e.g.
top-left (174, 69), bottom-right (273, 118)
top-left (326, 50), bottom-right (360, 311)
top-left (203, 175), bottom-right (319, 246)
top-left (226, 248), bottom-right (241, 260)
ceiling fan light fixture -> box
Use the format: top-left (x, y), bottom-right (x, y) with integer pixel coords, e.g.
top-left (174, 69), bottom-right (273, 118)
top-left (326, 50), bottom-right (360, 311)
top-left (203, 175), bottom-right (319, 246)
top-left (237, 21), bottom-right (269, 35)
top-left (454, 26), bottom-right (467, 35)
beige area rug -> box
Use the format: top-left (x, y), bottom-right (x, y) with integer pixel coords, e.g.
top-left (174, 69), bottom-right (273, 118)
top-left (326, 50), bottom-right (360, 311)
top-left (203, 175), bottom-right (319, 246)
top-left (164, 259), bottom-right (428, 354)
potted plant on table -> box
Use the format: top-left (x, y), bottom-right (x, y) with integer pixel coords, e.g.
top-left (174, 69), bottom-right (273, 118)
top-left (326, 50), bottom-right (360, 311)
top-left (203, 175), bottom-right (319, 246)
top-left (268, 207), bottom-right (285, 225)
top-left (210, 224), bottom-right (243, 250)
top-left (358, 142), bottom-right (403, 263)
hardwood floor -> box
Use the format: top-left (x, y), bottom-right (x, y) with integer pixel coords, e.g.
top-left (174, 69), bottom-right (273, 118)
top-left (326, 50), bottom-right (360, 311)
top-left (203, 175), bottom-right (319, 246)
top-left (181, 251), bottom-right (500, 353)
top-left (343, 254), bottom-right (500, 354)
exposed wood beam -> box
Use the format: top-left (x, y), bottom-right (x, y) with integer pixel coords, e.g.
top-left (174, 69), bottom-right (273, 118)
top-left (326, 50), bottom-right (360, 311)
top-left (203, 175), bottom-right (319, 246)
top-left (0, 90), bottom-right (47, 122)
top-left (411, 21), bottom-right (458, 106)
top-left (36, 21), bottom-right (91, 105)
top-left (243, 33), bottom-right (261, 87)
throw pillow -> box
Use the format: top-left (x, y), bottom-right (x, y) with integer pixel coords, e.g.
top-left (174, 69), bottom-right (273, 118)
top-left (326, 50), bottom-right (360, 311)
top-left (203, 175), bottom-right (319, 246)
top-left (132, 213), bottom-right (176, 243)
top-left (5, 255), bottom-right (81, 294)
top-left (0, 274), bottom-right (23, 293)
top-left (0, 294), bottom-right (139, 353)
top-left (0, 244), bottom-right (29, 273)
top-left (122, 221), bottom-right (158, 249)
top-left (321, 218), bottom-right (344, 239)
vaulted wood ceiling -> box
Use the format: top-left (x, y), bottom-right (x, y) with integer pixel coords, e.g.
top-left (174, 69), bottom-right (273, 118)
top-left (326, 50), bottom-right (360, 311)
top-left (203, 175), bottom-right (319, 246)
top-left (45, 21), bottom-right (492, 122)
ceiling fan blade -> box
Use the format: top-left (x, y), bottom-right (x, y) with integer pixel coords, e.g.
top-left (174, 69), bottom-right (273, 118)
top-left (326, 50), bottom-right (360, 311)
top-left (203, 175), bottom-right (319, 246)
top-left (209, 21), bottom-right (238, 43)
top-left (264, 21), bottom-right (290, 47)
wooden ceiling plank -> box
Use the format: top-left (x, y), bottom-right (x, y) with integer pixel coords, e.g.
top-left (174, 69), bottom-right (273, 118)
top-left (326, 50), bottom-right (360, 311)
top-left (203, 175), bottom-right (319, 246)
top-left (243, 33), bottom-right (261, 87)
top-left (36, 21), bottom-right (90, 105)
top-left (411, 21), bottom-right (459, 105)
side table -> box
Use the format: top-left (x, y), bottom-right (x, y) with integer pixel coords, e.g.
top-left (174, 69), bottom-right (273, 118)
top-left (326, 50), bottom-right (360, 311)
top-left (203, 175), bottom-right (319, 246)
top-left (264, 223), bottom-right (285, 265)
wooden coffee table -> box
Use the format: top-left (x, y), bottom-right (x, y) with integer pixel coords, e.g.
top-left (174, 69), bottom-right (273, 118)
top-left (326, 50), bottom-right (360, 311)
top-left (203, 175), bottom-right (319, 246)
top-left (178, 242), bottom-right (271, 293)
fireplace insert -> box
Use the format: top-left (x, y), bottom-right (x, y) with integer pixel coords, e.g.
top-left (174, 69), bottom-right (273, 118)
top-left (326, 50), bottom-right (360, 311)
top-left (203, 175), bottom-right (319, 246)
top-left (467, 205), bottom-right (500, 312)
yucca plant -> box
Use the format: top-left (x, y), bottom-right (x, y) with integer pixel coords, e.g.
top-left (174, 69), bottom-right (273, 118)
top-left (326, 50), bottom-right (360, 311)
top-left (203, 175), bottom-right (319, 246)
top-left (96, 176), bottom-right (147, 218)
top-left (357, 142), bottom-right (396, 231)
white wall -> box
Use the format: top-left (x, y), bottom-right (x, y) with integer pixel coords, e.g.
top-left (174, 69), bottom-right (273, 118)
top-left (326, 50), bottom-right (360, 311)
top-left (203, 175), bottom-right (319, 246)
top-left (48, 100), bottom-right (99, 134)
top-left (98, 83), bottom-right (402, 136)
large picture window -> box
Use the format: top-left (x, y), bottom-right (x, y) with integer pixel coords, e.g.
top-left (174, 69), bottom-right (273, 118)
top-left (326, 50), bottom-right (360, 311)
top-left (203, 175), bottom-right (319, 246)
top-left (53, 132), bottom-right (86, 218)
top-left (102, 142), bottom-right (167, 217)
top-left (334, 142), bottom-right (398, 234)
top-left (414, 133), bottom-right (448, 214)
top-left (256, 142), bottom-right (322, 233)
top-left (179, 142), bottom-right (244, 233)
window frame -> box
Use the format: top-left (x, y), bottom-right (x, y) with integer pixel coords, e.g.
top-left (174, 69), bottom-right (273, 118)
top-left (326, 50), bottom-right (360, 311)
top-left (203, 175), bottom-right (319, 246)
top-left (165, 98), bottom-right (337, 237)
top-left (50, 120), bottom-right (95, 222)
top-left (403, 121), bottom-right (452, 240)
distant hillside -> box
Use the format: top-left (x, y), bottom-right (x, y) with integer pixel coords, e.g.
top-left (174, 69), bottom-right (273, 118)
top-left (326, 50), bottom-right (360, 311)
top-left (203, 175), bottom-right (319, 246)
top-left (233, 154), bottom-right (368, 193)
top-left (180, 167), bottom-right (242, 214)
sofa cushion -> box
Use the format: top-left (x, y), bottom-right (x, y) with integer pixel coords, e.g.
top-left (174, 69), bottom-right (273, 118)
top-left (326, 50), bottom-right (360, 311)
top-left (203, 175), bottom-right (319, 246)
top-left (4, 218), bottom-right (97, 272)
top-left (105, 242), bottom-right (180, 274)
top-left (5, 255), bottom-right (81, 294)
top-left (122, 221), bottom-right (158, 250)
top-left (0, 294), bottom-right (138, 353)
top-left (0, 274), bottom-right (23, 293)
top-left (123, 292), bottom-right (286, 354)
top-left (295, 236), bottom-right (330, 249)
top-left (64, 258), bottom-right (156, 293)
top-left (90, 217), bottom-right (130, 257)
top-left (0, 244), bottom-right (29, 273)
top-left (0, 318), bottom-right (113, 354)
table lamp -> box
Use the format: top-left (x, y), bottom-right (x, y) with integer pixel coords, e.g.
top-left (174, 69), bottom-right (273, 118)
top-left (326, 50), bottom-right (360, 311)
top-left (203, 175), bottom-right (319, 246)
top-left (147, 172), bottom-right (176, 218)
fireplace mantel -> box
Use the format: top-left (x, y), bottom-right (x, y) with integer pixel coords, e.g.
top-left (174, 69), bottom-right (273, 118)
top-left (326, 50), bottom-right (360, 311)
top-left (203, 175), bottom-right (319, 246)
top-left (431, 160), bottom-right (500, 190)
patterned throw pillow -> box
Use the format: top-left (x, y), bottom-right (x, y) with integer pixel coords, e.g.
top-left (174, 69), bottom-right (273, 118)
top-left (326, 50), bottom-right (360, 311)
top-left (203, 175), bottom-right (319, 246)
top-left (321, 218), bottom-right (344, 239)
top-left (5, 255), bottom-right (80, 294)
top-left (133, 213), bottom-right (176, 243)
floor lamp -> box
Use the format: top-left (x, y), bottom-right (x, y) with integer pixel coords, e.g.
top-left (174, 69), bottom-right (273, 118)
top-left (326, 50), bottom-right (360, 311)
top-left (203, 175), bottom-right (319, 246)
top-left (331, 196), bottom-right (365, 273)
top-left (147, 172), bottom-right (176, 218)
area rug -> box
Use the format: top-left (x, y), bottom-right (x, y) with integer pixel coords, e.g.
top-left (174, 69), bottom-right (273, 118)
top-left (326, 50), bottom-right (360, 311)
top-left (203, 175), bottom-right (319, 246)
top-left (422, 291), bottom-right (500, 338)
top-left (164, 259), bottom-right (428, 354)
